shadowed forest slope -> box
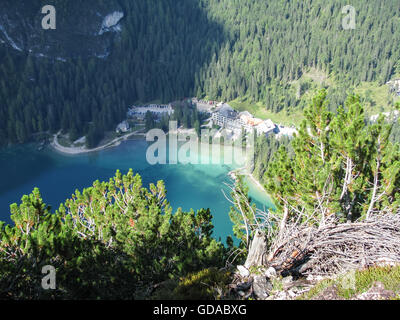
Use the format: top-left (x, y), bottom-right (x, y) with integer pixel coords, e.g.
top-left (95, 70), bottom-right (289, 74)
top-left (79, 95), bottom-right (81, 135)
top-left (0, 0), bottom-right (399, 146)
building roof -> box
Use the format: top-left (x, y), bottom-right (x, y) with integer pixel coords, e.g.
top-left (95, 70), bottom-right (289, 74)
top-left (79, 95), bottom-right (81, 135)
top-left (116, 120), bottom-right (130, 132)
top-left (218, 103), bottom-right (237, 119)
top-left (263, 119), bottom-right (275, 128)
top-left (239, 111), bottom-right (253, 118)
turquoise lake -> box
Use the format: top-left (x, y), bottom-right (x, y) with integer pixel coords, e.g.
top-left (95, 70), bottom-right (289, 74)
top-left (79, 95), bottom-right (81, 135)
top-left (0, 139), bottom-right (273, 242)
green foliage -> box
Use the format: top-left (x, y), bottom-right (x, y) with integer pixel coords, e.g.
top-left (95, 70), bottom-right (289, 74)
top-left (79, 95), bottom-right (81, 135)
top-left (390, 102), bottom-right (400, 143)
top-left (0, 170), bottom-right (227, 299)
top-left (152, 268), bottom-right (232, 300)
top-left (144, 111), bottom-right (156, 132)
top-left (253, 134), bottom-right (292, 184)
top-left (228, 176), bottom-right (257, 247)
top-left (200, 0), bottom-right (400, 108)
top-left (266, 90), bottom-right (400, 226)
top-left (0, 0), bottom-right (224, 146)
top-left (299, 265), bottom-right (400, 300)
top-left (144, 101), bottom-right (206, 133)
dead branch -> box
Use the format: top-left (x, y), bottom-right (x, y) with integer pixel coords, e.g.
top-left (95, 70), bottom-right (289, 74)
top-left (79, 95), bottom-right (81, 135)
top-left (266, 213), bottom-right (400, 277)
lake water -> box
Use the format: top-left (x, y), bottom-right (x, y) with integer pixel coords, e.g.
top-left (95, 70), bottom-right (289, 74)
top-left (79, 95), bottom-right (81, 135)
top-left (0, 139), bottom-right (273, 242)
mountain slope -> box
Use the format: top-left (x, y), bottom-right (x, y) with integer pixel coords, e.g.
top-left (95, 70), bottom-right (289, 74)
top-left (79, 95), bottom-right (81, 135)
top-left (0, 0), bottom-right (124, 59)
top-left (0, 0), bottom-right (399, 146)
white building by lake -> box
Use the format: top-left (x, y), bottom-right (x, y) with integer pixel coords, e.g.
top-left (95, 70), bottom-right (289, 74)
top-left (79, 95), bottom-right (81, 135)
top-left (128, 104), bottom-right (174, 119)
top-left (276, 125), bottom-right (298, 138)
top-left (211, 104), bottom-right (279, 137)
top-left (256, 119), bottom-right (277, 136)
top-left (211, 104), bottom-right (243, 130)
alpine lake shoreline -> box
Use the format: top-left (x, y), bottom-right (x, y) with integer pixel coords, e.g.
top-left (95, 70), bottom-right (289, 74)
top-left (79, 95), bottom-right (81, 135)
top-left (0, 128), bottom-right (273, 243)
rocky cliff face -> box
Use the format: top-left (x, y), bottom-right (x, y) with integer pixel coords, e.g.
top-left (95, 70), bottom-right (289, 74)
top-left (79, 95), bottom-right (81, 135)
top-left (0, 0), bottom-right (124, 59)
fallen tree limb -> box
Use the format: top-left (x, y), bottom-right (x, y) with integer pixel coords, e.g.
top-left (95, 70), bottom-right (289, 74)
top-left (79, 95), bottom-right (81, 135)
top-left (265, 214), bottom-right (400, 277)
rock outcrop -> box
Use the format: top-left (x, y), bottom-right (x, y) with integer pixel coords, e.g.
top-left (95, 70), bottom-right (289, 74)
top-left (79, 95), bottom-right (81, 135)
top-left (0, 0), bottom-right (124, 59)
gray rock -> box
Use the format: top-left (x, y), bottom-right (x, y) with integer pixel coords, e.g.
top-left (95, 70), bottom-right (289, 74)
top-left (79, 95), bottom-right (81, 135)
top-left (237, 290), bottom-right (246, 297)
top-left (287, 290), bottom-right (297, 298)
top-left (99, 11), bottom-right (124, 35)
top-left (265, 267), bottom-right (277, 279)
top-left (355, 282), bottom-right (396, 300)
top-left (0, 1), bottom-right (124, 59)
top-left (282, 275), bottom-right (293, 285)
top-left (237, 265), bottom-right (250, 278)
top-left (252, 275), bottom-right (272, 300)
top-left (306, 274), bottom-right (325, 282)
top-left (313, 285), bottom-right (345, 300)
top-left (237, 281), bottom-right (252, 291)
top-left (270, 291), bottom-right (290, 300)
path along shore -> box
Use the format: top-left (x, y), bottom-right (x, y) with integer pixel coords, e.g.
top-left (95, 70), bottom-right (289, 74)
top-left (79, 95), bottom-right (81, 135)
top-left (228, 167), bottom-right (268, 195)
top-left (51, 130), bottom-right (145, 155)
top-left (52, 129), bottom-right (269, 197)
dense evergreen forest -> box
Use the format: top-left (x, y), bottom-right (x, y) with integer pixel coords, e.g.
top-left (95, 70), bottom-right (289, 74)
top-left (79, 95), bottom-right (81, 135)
top-left (252, 135), bottom-right (292, 184)
top-left (1, 0), bottom-right (399, 147)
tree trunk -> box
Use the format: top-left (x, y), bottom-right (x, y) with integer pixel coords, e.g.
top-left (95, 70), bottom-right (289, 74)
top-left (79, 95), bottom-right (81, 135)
top-left (278, 205), bottom-right (289, 240)
top-left (245, 230), bottom-right (267, 269)
top-left (366, 137), bottom-right (382, 220)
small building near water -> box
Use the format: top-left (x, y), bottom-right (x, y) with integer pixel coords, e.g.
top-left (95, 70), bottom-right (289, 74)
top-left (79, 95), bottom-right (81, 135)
top-left (256, 119), bottom-right (277, 136)
top-left (116, 120), bottom-right (130, 133)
